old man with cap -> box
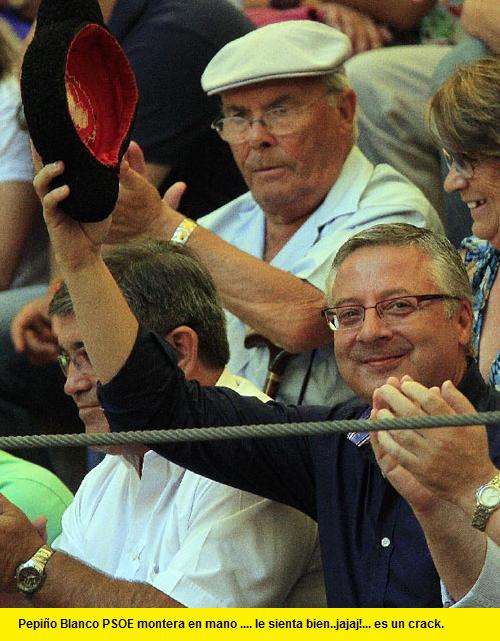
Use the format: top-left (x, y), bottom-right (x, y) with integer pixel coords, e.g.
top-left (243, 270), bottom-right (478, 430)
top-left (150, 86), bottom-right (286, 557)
top-left (103, 20), bottom-right (443, 408)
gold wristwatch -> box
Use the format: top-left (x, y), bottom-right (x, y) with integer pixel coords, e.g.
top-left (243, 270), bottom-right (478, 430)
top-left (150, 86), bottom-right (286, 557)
top-left (471, 472), bottom-right (500, 531)
top-left (170, 218), bottom-right (197, 245)
top-left (15, 545), bottom-right (54, 594)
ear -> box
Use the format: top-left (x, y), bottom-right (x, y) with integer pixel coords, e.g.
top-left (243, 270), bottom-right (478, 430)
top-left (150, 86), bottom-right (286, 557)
top-left (335, 88), bottom-right (357, 128)
top-left (455, 299), bottom-right (473, 350)
top-left (164, 326), bottom-right (199, 379)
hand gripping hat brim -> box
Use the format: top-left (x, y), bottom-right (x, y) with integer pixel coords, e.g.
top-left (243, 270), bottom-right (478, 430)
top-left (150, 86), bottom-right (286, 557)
top-left (21, 0), bottom-right (139, 222)
top-left (201, 20), bottom-right (352, 95)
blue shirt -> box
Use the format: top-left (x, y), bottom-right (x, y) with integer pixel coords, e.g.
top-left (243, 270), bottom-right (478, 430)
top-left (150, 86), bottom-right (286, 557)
top-left (99, 328), bottom-right (500, 607)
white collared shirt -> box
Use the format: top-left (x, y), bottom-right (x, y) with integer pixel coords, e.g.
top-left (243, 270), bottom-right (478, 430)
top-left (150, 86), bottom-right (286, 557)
top-left (53, 370), bottom-right (326, 607)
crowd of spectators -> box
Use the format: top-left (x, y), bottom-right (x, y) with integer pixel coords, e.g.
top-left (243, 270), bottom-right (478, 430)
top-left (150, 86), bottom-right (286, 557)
top-left (0, 0), bottom-right (498, 609)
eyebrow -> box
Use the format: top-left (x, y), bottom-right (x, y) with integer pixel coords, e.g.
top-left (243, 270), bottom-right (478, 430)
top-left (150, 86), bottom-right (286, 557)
top-left (331, 289), bottom-right (413, 307)
top-left (58, 340), bottom-right (85, 354)
top-left (222, 93), bottom-right (297, 116)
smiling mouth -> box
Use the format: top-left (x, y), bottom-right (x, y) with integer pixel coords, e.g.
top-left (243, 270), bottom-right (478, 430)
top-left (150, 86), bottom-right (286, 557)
top-left (252, 163), bottom-right (285, 172)
top-left (361, 354), bottom-right (405, 367)
top-left (466, 199), bottom-right (486, 210)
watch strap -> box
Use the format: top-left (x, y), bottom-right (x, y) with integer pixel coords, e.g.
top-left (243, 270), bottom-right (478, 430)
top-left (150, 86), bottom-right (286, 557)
top-left (472, 472), bottom-right (500, 531)
top-left (170, 218), bottom-right (197, 245)
top-left (32, 544), bottom-right (54, 570)
top-left (16, 544), bottom-right (54, 594)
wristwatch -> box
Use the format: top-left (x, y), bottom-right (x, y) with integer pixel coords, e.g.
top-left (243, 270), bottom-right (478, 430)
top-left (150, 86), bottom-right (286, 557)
top-left (471, 472), bottom-right (500, 531)
top-left (170, 218), bottom-right (197, 245)
top-left (15, 545), bottom-right (54, 594)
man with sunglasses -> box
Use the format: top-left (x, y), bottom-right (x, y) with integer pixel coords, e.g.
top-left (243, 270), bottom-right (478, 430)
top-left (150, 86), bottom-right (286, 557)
top-left (27, 183), bottom-right (500, 607)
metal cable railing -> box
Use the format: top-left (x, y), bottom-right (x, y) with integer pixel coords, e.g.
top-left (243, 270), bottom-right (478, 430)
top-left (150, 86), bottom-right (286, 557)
top-left (0, 411), bottom-right (499, 450)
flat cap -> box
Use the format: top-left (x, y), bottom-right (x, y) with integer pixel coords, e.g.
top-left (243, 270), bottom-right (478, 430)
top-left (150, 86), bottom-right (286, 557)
top-left (201, 20), bottom-right (352, 95)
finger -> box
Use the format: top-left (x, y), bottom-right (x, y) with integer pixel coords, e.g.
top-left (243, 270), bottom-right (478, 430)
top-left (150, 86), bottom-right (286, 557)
top-left (378, 24), bottom-right (393, 44)
top-left (374, 407), bottom-right (395, 420)
top-left (33, 161), bottom-right (64, 199)
top-left (370, 432), bottom-right (398, 476)
top-left (365, 23), bottom-right (384, 49)
top-left (42, 185), bottom-right (70, 217)
top-left (376, 429), bottom-right (418, 465)
top-left (125, 140), bottom-right (148, 177)
top-left (24, 330), bottom-right (59, 360)
top-left (377, 383), bottom-right (425, 417)
top-left (370, 431), bottom-right (383, 461)
top-left (352, 25), bottom-right (371, 53)
top-left (162, 181), bottom-right (186, 211)
top-left (28, 318), bottom-right (54, 342)
top-left (10, 317), bottom-right (27, 352)
top-left (440, 380), bottom-right (476, 414)
top-left (400, 380), bottom-right (454, 416)
top-left (372, 378), bottom-right (401, 411)
top-left (372, 387), bottom-right (391, 412)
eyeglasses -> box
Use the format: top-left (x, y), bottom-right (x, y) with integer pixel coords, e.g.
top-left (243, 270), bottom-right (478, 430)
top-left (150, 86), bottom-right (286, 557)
top-left (323, 294), bottom-right (462, 331)
top-left (442, 147), bottom-right (476, 179)
top-left (211, 92), bottom-right (331, 144)
top-left (57, 347), bottom-right (92, 377)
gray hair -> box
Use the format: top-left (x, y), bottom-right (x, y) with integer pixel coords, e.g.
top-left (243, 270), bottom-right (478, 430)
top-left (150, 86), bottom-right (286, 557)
top-left (326, 224), bottom-right (473, 318)
top-left (49, 239), bottom-right (230, 369)
top-left (323, 67), bottom-right (358, 140)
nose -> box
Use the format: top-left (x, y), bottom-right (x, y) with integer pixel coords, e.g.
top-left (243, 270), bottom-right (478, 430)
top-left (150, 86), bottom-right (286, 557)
top-left (355, 307), bottom-right (393, 343)
top-left (443, 164), bottom-right (468, 193)
top-left (246, 119), bottom-right (276, 149)
top-left (63, 361), bottom-right (94, 397)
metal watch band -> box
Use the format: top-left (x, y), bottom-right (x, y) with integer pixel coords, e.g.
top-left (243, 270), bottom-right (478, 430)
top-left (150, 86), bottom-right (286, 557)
top-left (170, 218), bottom-right (197, 245)
top-left (472, 472), bottom-right (500, 531)
top-left (32, 545), bottom-right (54, 568)
top-left (16, 544), bottom-right (54, 594)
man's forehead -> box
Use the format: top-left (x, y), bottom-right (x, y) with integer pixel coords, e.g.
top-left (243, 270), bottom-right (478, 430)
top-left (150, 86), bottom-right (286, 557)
top-left (221, 76), bottom-right (322, 109)
top-left (52, 313), bottom-right (81, 345)
top-left (331, 245), bottom-right (434, 302)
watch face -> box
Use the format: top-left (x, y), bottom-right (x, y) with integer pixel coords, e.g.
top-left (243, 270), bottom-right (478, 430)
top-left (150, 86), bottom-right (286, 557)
top-left (17, 566), bottom-right (42, 593)
top-left (478, 485), bottom-right (500, 509)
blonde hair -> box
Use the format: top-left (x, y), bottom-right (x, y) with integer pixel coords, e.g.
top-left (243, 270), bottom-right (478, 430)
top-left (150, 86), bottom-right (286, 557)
top-left (428, 55), bottom-right (500, 160)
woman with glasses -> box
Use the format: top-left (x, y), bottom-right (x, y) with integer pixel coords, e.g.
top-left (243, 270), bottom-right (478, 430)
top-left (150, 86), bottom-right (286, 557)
top-left (429, 55), bottom-right (500, 390)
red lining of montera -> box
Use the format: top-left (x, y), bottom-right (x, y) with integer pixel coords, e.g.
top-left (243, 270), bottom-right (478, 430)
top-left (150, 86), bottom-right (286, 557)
top-left (65, 24), bottom-right (137, 166)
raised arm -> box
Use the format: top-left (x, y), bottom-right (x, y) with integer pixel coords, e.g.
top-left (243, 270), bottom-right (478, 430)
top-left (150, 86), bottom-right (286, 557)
top-left (33, 162), bottom-right (137, 384)
top-left (105, 156), bottom-right (332, 354)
